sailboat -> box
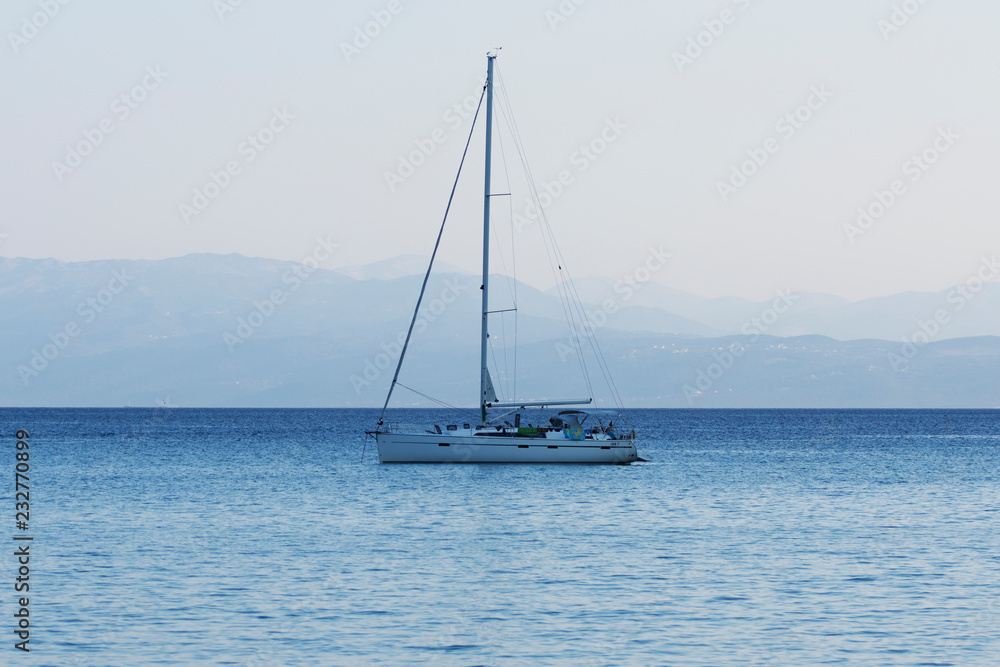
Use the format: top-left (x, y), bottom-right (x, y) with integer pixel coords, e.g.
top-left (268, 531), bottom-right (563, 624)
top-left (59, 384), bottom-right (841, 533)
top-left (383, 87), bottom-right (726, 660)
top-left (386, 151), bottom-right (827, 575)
top-left (369, 52), bottom-right (639, 464)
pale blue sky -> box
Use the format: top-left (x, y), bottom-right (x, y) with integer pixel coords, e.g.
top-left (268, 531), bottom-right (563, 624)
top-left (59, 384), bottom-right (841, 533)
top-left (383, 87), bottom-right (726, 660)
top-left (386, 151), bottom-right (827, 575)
top-left (1, 0), bottom-right (998, 300)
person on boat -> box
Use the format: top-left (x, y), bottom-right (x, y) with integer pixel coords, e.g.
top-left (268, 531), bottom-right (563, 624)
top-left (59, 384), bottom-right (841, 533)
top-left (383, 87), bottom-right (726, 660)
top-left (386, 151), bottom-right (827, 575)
top-left (607, 420), bottom-right (616, 439)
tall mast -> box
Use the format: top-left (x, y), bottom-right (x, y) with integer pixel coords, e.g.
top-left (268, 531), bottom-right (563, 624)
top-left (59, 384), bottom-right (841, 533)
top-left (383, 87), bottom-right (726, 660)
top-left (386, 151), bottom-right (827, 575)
top-left (479, 53), bottom-right (495, 424)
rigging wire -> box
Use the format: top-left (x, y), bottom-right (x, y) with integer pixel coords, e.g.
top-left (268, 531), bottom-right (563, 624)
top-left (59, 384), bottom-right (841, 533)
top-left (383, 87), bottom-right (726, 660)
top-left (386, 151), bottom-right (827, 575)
top-left (488, 209), bottom-right (512, 398)
top-left (498, 310), bottom-right (510, 400)
top-left (488, 107), bottom-right (523, 401)
top-left (495, 64), bottom-right (628, 415)
top-left (394, 382), bottom-right (460, 409)
top-left (376, 83), bottom-right (487, 427)
top-left (494, 65), bottom-right (595, 400)
top-left (494, 103), bottom-right (519, 401)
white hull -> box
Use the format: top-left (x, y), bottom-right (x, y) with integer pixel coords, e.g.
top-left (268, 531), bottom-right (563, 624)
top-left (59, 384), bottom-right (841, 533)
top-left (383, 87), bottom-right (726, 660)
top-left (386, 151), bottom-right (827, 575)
top-left (375, 431), bottom-right (637, 464)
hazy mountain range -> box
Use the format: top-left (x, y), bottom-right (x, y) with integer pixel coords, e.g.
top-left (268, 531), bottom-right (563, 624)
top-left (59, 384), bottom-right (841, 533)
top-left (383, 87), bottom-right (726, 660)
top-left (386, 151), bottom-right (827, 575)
top-left (2, 253), bottom-right (999, 408)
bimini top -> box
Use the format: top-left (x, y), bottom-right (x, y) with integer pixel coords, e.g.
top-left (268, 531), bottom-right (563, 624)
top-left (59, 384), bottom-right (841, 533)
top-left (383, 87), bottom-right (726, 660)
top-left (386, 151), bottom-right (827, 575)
top-left (552, 410), bottom-right (593, 430)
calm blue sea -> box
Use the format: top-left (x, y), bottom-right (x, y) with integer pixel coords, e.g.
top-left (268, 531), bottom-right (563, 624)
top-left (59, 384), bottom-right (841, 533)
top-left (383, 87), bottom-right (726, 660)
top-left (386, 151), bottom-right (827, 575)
top-left (1, 408), bottom-right (998, 666)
